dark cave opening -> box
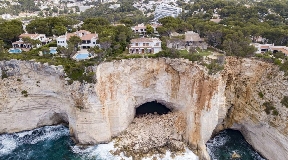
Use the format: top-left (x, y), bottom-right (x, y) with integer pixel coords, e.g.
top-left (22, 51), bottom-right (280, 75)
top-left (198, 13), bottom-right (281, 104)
top-left (136, 101), bottom-right (171, 116)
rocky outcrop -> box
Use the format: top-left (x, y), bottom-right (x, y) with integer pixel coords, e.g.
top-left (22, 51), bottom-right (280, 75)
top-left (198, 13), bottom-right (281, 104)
top-left (114, 112), bottom-right (187, 158)
top-left (0, 57), bottom-right (287, 160)
top-left (218, 57), bottom-right (288, 160)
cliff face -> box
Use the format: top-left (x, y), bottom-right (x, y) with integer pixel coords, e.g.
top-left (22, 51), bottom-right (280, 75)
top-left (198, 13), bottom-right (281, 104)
top-left (219, 57), bottom-right (288, 160)
top-left (0, 58), bottom-right (287, 160)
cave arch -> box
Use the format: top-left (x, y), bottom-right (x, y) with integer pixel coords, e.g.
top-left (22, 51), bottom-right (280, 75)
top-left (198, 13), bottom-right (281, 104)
top-left (136, 101), bottom-right (171, 116)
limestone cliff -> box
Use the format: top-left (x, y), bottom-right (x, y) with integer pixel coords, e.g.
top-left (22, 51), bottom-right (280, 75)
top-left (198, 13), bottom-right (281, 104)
top-left (0, 58), bottom-right (287, 160)
top-left (218, 57), bottom-right (288, 160)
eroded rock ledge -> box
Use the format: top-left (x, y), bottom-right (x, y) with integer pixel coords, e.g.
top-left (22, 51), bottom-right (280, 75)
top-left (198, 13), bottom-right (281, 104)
top-left (0, 57), bottom-right (287, 160)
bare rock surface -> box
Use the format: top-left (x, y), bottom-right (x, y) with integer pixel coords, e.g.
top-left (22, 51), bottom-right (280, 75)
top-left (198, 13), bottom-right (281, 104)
top-left (114, 112), bottom-right (186, 158)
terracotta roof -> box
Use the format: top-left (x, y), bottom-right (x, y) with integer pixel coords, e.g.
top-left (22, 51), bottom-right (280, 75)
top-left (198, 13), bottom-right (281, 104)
top-left (131, 38), bottom-right (153, 43)
top-left (81, 34), bottom-right (98, 40)
top-left (185, 31), bottom-right (204, 42)
top-left (270, 46), bottom-right (288, 55)
top-left (151, 23), bottom-right (162, 28)
top-left (210, 18), bottom-right (222, 23)
top-left (76, 30), bottom-right (91, 35)
top-left (19, 33), bottom-right (42, 39)
top-left (12, 41), bottom-right (25, 44)
top-left (135, 26), bottom-right (146, 30)
top-left (260, 46), bottom-right (270, 49)
top-left (66, 33), bottom-right (75, 40)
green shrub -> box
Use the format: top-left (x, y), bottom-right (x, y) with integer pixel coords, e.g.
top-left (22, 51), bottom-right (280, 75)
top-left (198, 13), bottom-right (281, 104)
top-left (21, 90), bottom-right (28, 97)
top-left (258, 92), bottom-right (264, 98)
top-left (204, 60), bottom-right (224, 75)
top-left (263, 102), bottom-right (275, 114)
top-left (1, 71), bottom-right (8, 79)
top-left (272, 109), bottom-right (279, 116)
top-left (281, 96), bottom-right (288, 108)
top-left (273, 59), bottom-right (282, 66)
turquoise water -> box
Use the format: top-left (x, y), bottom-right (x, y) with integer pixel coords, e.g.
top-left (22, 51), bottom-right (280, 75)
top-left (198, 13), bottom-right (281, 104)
top-left (49, 49), bottom-right (57, 54)
top-left (0, 125), bottom-right (266, 160)
top-left (8, 48), bottom-right (22, 53)
top-left (75, 53), bottom-right (90, 60)
top-left (206, 129), bottom-right (266, 160)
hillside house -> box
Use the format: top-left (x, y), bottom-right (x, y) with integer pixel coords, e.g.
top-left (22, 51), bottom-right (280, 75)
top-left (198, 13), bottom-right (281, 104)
top-left (253, 43), bottom-right (288, 55)
top-left (131, 23), bottom-right (147, 35)
top-left (185, 31), bottom-right (207, 50)
top-left (129, 38), bottom-right (162, 54)
top-left (12, 34), bottom-right (51, 49)
top-left (57, 30), bottom-right (99, 49)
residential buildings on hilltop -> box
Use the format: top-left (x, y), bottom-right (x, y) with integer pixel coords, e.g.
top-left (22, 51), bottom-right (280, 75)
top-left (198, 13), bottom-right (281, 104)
top-left (131, 23), bottom-right (162, 35)
top-left (12, 34), bottom-right (51, 49)
top-left (57, 30), bottom-right (100, 49)
top-left (154, 4), bottom-right (182, 22)
top-left (129, 37), bottom-right (162, 54)
top-left (252, 43), bottom-right (288, 55)
top-left (167, 31), bottom-right (207, 50)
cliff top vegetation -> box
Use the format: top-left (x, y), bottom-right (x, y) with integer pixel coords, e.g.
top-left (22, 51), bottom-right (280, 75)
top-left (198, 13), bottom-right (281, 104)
top-left (1, 0), bottom-right (288, 82)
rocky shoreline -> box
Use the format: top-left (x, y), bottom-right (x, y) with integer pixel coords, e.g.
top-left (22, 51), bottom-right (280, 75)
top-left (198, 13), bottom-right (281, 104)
top-left (111, 112), bottom-right (188, 159)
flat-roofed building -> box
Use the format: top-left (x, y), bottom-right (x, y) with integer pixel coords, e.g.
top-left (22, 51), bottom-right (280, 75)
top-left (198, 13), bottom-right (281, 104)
top-left (154, 4), bottom-right (182, 22)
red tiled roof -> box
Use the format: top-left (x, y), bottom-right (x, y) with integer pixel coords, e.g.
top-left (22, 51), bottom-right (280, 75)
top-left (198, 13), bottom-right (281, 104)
top-left (131, 38), bottom-right (153, 43)
top-left (19, 34), bottom-right (40, 39)
top-left (81, 34), bottom-right (98, 40)
top-left (260, 46), bottom-right (270, 49)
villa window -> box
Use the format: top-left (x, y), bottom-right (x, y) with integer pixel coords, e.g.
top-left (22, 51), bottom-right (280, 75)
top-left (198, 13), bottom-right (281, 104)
top-left (135, 43), bottom-right (138, 46)
top-left (155, 43), bottom-right (159, 46)
top-left (93, 42), bottom-right (95, 44)
top-left (146, 43), bottom-right (149, 46)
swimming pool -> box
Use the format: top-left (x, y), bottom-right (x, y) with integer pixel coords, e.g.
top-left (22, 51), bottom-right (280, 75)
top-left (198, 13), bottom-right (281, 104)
top-left (49, 48), bottom-right (57, 54)
top-left (74, 53), bottom-right (91, 60)
top-left (8, 48), bottom-right (22, 53)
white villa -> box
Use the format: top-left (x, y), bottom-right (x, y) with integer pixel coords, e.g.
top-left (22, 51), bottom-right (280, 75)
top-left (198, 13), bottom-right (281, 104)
top-left (252, 43), bottom-right (288, 55)
top-left (57, 30), bottom-right (99, 49)
top-left (12, 33), bottom-right (51, 49)
top-left (131, 23), bottom-right (146, 35)
top-left (131, 23), bottom-right (162, 35)
top-left (129, 38), bottom-right (162, 54)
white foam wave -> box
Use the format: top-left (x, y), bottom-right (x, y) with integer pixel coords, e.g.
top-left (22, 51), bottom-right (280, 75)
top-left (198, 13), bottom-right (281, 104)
top-left (0, 136), bottom-right (17, 155)
top-left (206, 131), bottom-right (229, 160)
top-left (72, 141), bottom-right (199, 160)
top-left (0, 125), bottom-right (68, 156)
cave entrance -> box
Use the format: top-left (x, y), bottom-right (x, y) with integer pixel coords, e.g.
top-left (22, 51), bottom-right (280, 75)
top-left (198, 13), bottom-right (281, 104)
top-left (136, 101), bottom-right (171, 116)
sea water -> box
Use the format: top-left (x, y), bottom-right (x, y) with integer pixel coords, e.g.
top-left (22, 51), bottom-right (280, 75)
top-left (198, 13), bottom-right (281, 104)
top-left (0, 125), bottom-right (265, 160)
top-left (206, 129), bottom-right (266, 160)
top-left (0, 125), bottom-right (197, 160)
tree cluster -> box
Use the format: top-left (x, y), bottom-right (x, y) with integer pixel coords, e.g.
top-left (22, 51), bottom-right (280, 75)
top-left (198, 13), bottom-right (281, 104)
top-left (26, 17), bottom-right (79, 36)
